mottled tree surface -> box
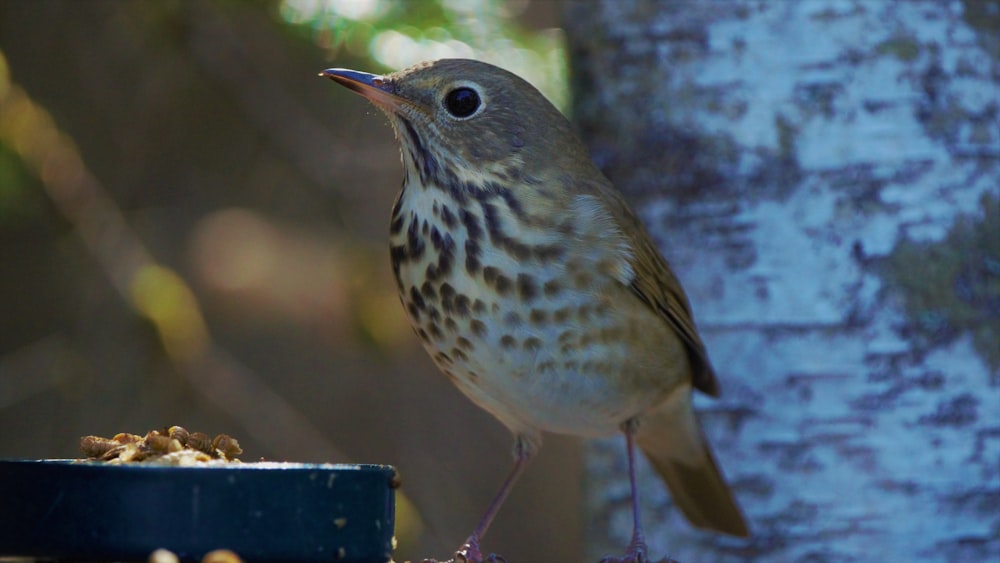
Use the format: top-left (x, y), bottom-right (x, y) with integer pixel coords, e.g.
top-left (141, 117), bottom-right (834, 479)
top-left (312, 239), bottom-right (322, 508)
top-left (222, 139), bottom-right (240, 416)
top-left (566, 1), bottom-right (999, 561)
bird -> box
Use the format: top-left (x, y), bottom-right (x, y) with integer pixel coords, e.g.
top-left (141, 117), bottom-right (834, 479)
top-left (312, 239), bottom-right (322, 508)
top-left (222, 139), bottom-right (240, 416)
top-left (321, 58), bottom-right (748, 563)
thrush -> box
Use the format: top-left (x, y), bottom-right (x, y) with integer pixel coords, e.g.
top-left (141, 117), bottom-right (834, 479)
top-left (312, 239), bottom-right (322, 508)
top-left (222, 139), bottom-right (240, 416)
top-left (322, 59), bottom-right (749, 563)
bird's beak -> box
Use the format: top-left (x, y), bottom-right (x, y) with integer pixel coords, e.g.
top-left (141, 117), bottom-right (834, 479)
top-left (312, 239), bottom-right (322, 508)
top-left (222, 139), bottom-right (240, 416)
top-left (319, 68), bottom-right (403, 111)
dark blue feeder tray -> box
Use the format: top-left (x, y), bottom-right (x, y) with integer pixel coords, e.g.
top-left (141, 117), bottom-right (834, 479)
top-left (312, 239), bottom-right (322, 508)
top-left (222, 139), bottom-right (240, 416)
top-left (0, 459), bottom-right (397, 562)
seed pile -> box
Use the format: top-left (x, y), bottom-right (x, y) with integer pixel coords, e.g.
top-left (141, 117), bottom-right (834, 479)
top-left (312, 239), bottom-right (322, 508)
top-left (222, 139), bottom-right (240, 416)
top-left (80, 426), bottom-right (242, 464)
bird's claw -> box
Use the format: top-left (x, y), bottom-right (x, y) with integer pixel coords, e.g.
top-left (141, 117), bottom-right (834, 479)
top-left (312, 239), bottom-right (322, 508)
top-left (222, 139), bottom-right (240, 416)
top-left (419, 541), bottom-right (507, 563)
top-left (418, 555), bottom-right (506, 563)
top-left (599, 538), bottom-right (646, 563)
top-left (598, 542), bottom-right (678, 563)
top-left (598, 554), bottom-right (644, 563)
top-left (598, 554), bottom-right (677, 563)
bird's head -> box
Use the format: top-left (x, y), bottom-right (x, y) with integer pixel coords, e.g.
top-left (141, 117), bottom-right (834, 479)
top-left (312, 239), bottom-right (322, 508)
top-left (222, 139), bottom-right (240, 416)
top-left (321, 58), bottom-right (595, 189)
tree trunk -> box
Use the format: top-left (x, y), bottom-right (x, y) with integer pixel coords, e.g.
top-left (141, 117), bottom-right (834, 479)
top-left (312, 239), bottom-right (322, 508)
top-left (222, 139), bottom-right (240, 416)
top-left (565, 0), bottom-right (999, 561)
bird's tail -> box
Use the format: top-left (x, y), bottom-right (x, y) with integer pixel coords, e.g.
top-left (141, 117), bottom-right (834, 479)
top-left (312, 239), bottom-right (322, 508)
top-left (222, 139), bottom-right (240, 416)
top-left (634, 385), bottom-right (749, 537)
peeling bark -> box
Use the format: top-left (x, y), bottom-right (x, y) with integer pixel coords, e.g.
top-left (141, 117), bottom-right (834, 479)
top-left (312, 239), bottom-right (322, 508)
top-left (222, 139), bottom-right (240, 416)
top-left (566, 0), bottom-right (1000, 560)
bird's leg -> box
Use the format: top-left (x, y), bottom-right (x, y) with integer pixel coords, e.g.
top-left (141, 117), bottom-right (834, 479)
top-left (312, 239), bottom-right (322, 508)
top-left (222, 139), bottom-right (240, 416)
top-left (600, 419), bottom-right (654, 563)
top-left (456, 437), bottom-right (534, 562)
top-left (418, 436), bottom-right (537, 563)
top-left (624, 420), bottom-right (649, 560)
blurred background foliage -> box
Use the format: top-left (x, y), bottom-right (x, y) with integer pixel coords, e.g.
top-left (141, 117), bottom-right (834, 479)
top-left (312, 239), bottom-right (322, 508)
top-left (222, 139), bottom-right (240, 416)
top-left (0, 0), bottom-right (579, 560)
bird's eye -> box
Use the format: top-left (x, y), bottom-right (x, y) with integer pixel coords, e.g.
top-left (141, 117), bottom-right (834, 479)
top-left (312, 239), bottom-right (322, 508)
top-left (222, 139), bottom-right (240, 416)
top-left (443, 87), bottom-right (481, 118)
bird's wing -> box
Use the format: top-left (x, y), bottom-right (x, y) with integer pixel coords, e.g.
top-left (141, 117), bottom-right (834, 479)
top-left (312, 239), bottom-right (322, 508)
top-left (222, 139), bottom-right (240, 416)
top-left (588, 181), bottom-right (721, 397)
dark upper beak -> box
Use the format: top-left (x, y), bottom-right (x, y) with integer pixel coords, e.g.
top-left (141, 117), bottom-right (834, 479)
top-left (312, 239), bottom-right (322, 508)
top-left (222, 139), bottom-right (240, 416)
top-left (319, 68), bottom-right (402, 110)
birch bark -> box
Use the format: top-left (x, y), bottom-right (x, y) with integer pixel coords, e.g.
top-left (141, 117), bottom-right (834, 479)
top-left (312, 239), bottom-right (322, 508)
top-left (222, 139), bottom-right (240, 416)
top-left (566, 1), bottom-right (1000, 560)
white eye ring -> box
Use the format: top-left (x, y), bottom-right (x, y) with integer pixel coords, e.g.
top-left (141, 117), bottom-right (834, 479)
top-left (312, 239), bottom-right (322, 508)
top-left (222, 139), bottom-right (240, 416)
top-left (442, 82), bottom-right (485, 120)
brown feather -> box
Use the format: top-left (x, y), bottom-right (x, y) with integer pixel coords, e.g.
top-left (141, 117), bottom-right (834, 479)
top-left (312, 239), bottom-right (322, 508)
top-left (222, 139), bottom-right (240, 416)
top-left (635, 385), bottom-right (749, 537)
top-left (586, 178), bottom-right (721, 397)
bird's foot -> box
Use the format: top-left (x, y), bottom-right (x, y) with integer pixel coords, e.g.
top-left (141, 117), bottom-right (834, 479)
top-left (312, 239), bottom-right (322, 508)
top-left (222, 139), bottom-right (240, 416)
top-left (598, 539), bottom-right (677, 563)
top-left (598, 551), bottom-right (645, 563)
top-left (603, 533), bottom-right (647, 563)
top-left (420, 538), bottom-right (507, 563)
top-left (598, 555), bottom-right (676, 563)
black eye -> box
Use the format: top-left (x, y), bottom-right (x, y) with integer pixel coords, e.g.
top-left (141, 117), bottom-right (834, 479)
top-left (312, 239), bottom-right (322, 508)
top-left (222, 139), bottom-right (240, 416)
top-left (444, 87), bottom-right (481, 118)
